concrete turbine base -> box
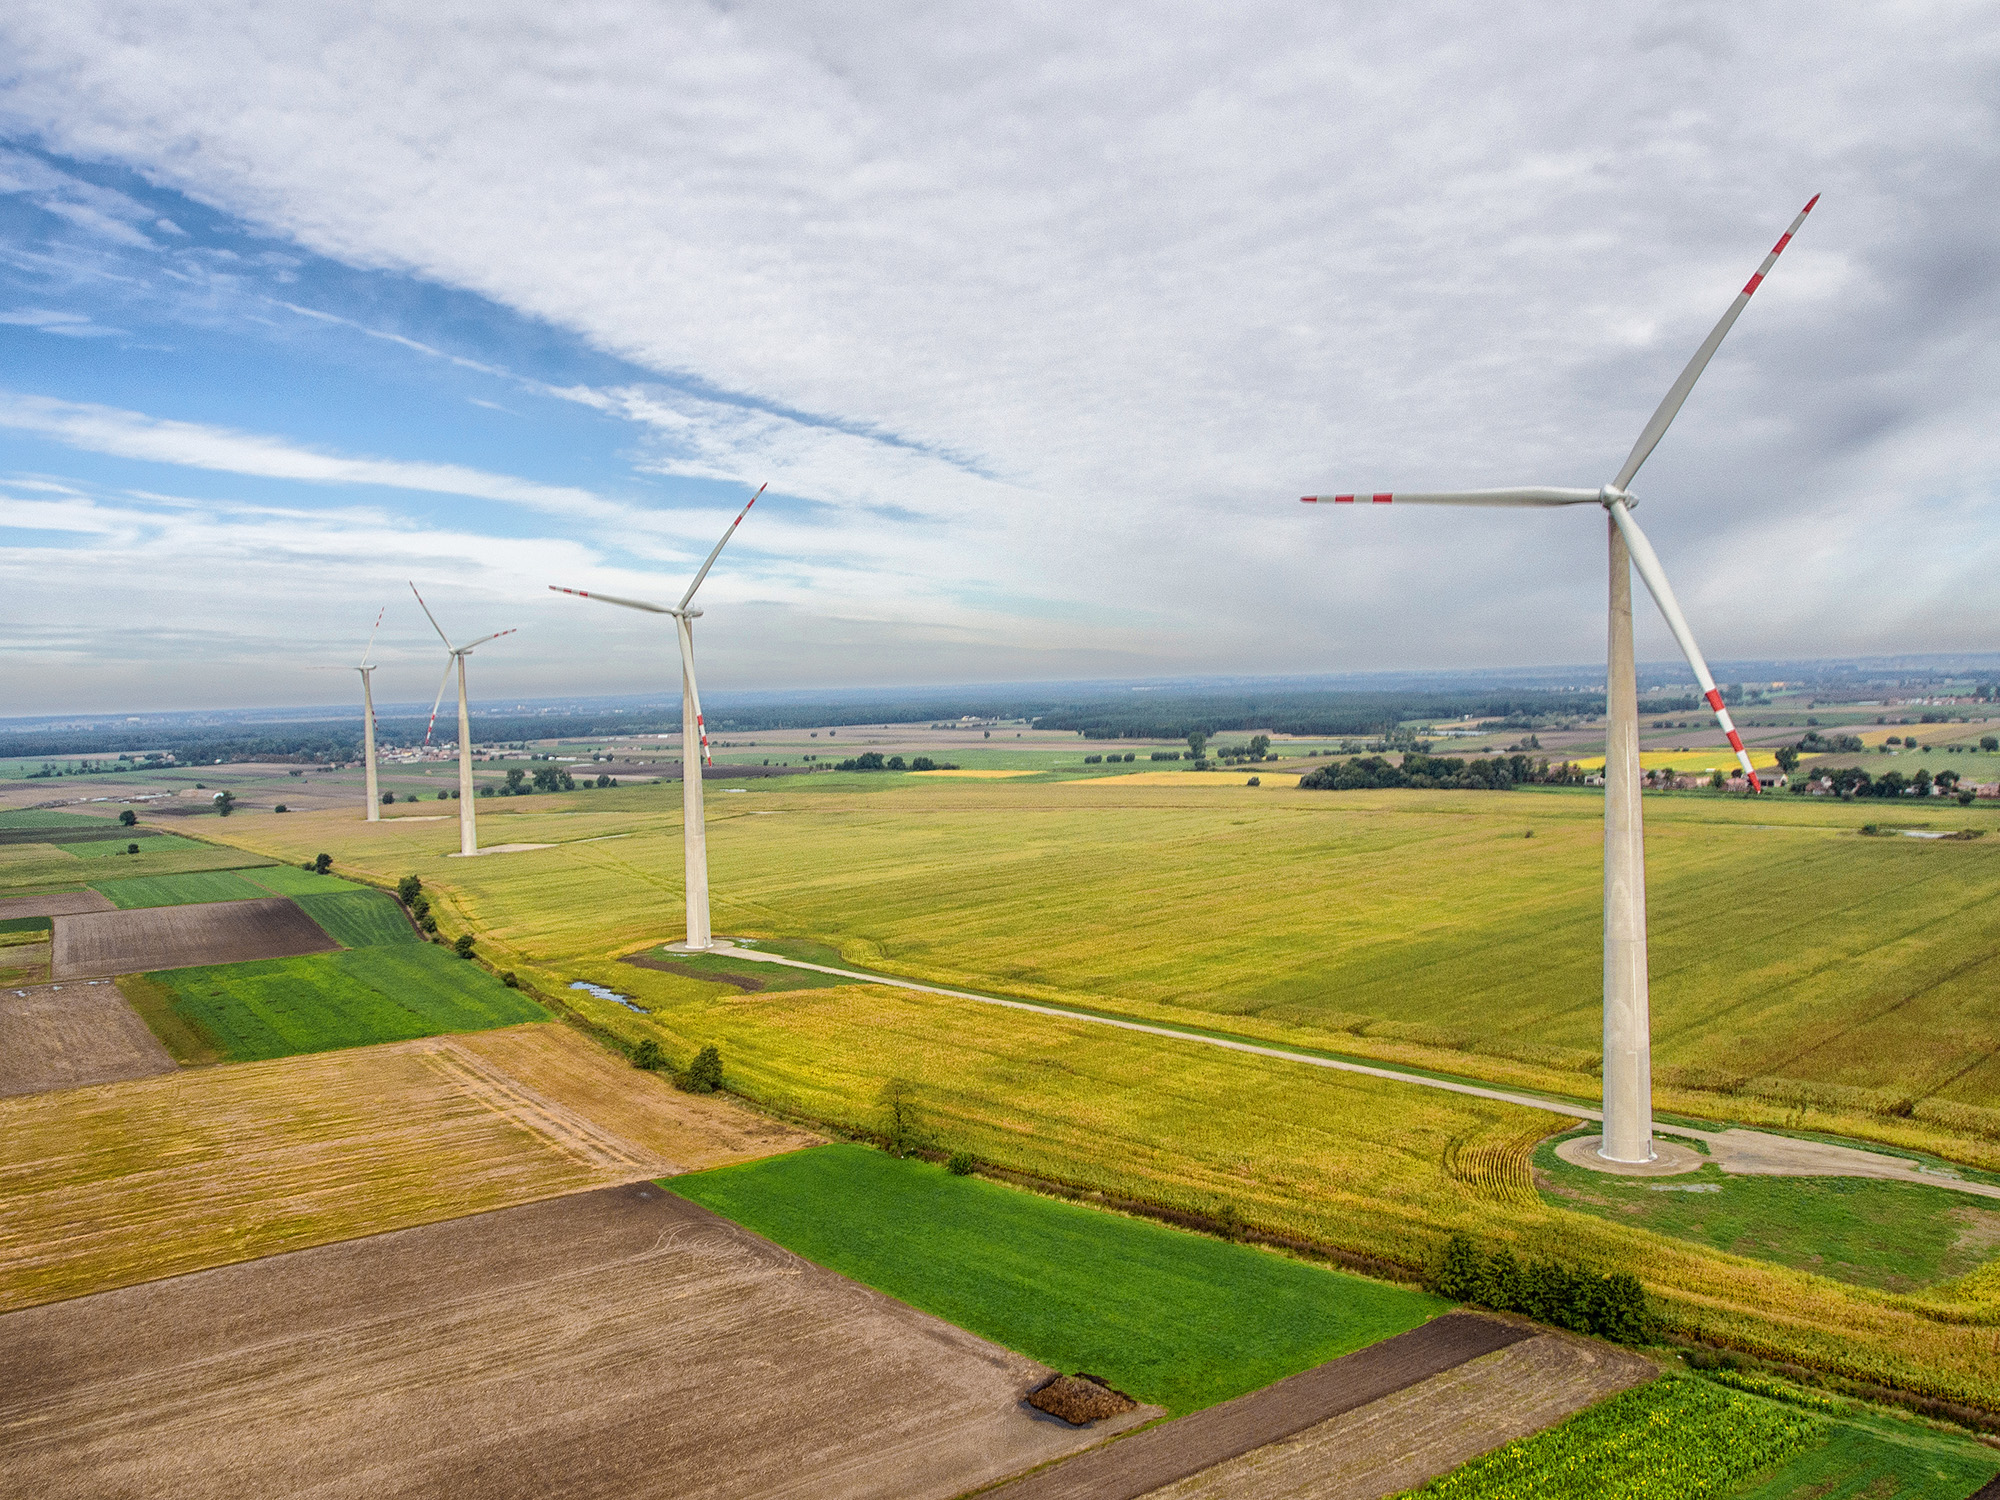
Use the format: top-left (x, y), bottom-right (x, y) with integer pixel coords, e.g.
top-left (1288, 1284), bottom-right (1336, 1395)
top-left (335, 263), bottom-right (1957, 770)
top-left (1555, 1135), bottom-right (1704, 1177)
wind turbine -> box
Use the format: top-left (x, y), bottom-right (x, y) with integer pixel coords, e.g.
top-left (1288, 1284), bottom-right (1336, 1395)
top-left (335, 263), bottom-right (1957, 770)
top-left (550, 482), bottom-right (765, 950)
top-left (358, 607), bottom-right (385, 822)
top-left (1300, 198), bottom-right (1817, 1165)
top-left (410, 583), bottom-right (517, 857)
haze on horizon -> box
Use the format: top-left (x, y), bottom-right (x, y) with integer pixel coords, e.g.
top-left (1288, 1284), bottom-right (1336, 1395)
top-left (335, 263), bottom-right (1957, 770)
top-left (1, 3), bottom-right (1996, 717)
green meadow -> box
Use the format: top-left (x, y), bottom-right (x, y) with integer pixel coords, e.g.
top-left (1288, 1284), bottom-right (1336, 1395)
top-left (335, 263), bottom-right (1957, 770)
top-left (672, 1143), bottom-right (1445, 1415)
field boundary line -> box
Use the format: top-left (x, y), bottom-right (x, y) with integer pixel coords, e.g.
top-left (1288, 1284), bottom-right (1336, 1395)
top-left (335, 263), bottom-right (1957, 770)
top-left (709, 944), bottom-right (2000, 1199)
top-left (421, 1039), bottom-right (667, 1178)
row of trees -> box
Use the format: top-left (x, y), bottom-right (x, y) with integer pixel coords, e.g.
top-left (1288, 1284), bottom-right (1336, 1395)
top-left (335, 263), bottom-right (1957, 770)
top-left (1428, 1233), bottom-right (1650, 1344)
top-left (1802, 766), bottom-right (1970, 800)
top-left (832, 753), bottom-right (959, 771)
top-left (1298, 752), bottom-right (1564, 792)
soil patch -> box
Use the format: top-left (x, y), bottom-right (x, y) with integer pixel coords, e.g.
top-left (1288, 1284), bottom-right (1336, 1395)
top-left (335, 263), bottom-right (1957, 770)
top-left (987, 1312), bottom-right (1529, 1500)
top-left (1149, 1333), bottom-right (1657, 1499)
top-left (0, 1185), bottom-right (1150, 1500)
top-left (0, 981), bottom-right (177, 1098)
top-left (51, 896), bottom-right (339, 978)
top-left (0, 891), bottom-right (115, 919)
top-left (1030, 1374), bottom-right (1140, 1425)
top-left (623, 953), bottom-right (767, 990)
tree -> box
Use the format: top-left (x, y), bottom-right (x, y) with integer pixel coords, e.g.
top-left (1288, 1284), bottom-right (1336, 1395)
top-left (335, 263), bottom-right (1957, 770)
top-left (397, 874), bottom-right (423, 904)
top-left (1773, 746), bottom-right (1800, 775)
top-left (453, 933), bottom-right (476, 959)
top-left (1248, 734), bottom-right (1271, 759)
top-left (879, 1076), bottom-right (921, 1153)
top-left (381, 791), bottom-right (396, 804)
top-left (633, 1039), bottom-right (664, 1071)
top-left (687, 1044), bottom-right (724, 1093)
top-left (274, 803), bottom-right (289, 813)
top-left (126, 843), bottom-right (139, 855)
top-left (118, 809), bottom-right (137, 827)
top-left (505, 767), bottom-right (527, 794)
top-left (1984, 736), bottom-right (1998, 753)
top-left (1427, 1233), bottom-right (1483, 1301)
top-left (313, 853), bottom-right (333, 874)
top-left (1187, 730), bottom-right (1209, 759)
top-left (213, 790), bottom-right (236, 816)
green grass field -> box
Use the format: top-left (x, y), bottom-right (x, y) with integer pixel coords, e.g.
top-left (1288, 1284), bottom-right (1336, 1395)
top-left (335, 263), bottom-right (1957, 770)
top-left (0, 809), bottom-right (113, 829)
top-left (1537, 1130), bottom-right (2000, 1292)
top-left (141, 945), bottom-right (547, 1062)
top-left (238, 865), bottom-right (366, 896)
top-left (294, 890), bottom-right (419, 948)
top-left (1727, 1409), bottom-right (2000, 1498)
top-left (89, 869), bottom-right (279, 908)
top-left (63, 833), bottom-right (209, 859)
top-left (672, 1143), bottom-right (1445, 1414)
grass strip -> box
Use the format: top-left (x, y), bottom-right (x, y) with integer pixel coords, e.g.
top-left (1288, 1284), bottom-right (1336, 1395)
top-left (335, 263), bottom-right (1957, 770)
top-left (669, 1142), bottom-right (1446, 1416)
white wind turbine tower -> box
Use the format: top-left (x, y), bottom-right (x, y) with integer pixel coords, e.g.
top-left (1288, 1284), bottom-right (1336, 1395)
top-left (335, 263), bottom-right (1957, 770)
top-left (1301, 198), bottom-right (1817, 1165)
top-left (357, 607), bottom-right (385, 821)
top-left (550, 482), bottom-right (765, 950)
top-left (410, 583), bottom-right (517, 858)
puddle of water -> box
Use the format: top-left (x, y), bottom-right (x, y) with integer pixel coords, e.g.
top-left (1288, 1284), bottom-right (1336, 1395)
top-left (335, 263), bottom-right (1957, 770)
top-left (568, 979), bottom-right (650, 1013)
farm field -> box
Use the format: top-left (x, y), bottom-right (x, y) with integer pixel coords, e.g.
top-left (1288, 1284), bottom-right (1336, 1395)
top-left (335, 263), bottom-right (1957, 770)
top-left (672, 1143), bottom-right (1446, 1415)
top-left (192, 783), bottom-right (2000, 1405)
top-left (1536, 1128), bottom-right (2000, 1292)
top-left (1152, 1333), bottom-right (1656, 1500)
top-left (0, 1183), bottom-right (1138, 1500)
top-left (199, 779), bottom-right (2000, 1141)
top-left (52, 895), bottom-right (339, 978)
top-left (135, 944), bottom-right (548, 1062)
top-left (0, 1021), bottom-right (811, 1310)
top-left (1401, 1375), bottom-right (2000, 1499)
top-left (0, 835), bottom-right (276, 893)
top-left (0, 981), bottom-right (176, 1097)
top-left (89, 868), bottom-right (285, 908)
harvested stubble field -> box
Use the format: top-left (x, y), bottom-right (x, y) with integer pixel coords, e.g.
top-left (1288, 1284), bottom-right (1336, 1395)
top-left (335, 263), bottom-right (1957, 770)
top-left (199, 784), bottom-right (2000, 1405)
top-left (52, 896), bottom-right (339, 978)
top-left (0, 1183), bottom-right (1137, 1500)
top-left (0, 981), bottom-right (176, 1097)
top-left (0, 1021), bottom-right (813, 1310)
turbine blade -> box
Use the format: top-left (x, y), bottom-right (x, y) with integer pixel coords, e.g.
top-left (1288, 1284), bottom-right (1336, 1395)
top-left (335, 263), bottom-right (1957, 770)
top-left (676, 617), bottom-right (713, 768)
top-left (421, 657), bottom-right (455, 748)
top-left (1300, 487), bottom-right (1599, 507)
top-left (360, 606), bottom-right (385, 667)
top-left (678, 482), bottom-right (766, 611)
top-left (460, 628), bottom-right (518, 651)
top-left (1612, 196), bottom-right (1819, 491)
top-left (1608, 501), bottom-right (1762, 791)
top-left (548, 585), bottom-right (672, 614)
top-left (409, 582), bottom-right (455, 651)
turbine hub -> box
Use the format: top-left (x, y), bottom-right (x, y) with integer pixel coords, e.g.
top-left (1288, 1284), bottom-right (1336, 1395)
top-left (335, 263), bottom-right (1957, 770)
top-left (1599, 484), bottom-right (1635, 510)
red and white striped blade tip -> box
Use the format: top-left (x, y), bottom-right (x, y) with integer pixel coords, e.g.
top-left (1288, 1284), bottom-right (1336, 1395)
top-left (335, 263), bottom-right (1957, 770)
top-left (1300, 494), bottom-right (1394, 504)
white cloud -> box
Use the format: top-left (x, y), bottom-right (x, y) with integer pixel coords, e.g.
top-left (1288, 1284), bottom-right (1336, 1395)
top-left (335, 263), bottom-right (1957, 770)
top-left (0, 1), bottom-right (1997, 708)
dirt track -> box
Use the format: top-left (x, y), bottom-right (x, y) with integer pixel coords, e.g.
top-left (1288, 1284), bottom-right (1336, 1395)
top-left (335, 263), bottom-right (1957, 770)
top-left (51, 896), bottom-right (339, 977)
top-left (0, 890), bottom-right (114, 919)
top-left (989, 1313), bottom-right (1530, 1500)
top-left (0, 1185), bottom-right (1150, 1500)
top-left (1147, 1333), bottom-right (1656, 1499)
top-left (0, 981), bottom-right (176, 1097)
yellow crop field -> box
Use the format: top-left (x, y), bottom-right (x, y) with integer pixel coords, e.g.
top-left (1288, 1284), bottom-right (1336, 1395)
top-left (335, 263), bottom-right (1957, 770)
top-left (193, 778), bottom-right (2000, 1401)
top-left (1566, 750), bottom-right (1783, 773)
top-left (0, 1021), bottom-right (813, 1310)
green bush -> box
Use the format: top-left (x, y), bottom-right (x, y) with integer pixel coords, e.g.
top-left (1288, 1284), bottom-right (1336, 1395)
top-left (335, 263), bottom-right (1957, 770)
top-left (313, 853), bottom-right (332, 874)
top-left (687, 1043), bottom-right (724, 1093)
top-left (1427, 1232), bottom-right (1649, 1343)
top-left (397, 874), bottom-right (422, 904)
top-left (500, 971), bottom-right (518, 988)
top-left (118, 809), bottom-right (137, 827)
top-left (452, 933), bottom-right (476, 959)
top-left (633, 1038), bottom-right (664, 1071)
top-left (946, 1151), bottom-right (975, 1175)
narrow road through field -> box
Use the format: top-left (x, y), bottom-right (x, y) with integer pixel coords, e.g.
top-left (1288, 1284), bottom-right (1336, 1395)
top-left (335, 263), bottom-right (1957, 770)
top-left (709, 943), bottom-right (2000, 1201)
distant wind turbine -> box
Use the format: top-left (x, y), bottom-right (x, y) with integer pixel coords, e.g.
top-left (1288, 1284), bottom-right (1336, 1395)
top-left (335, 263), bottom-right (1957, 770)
top-left (410, 583), bottom-right (517, 857)
top-left (358, 607), bottom-right (385, 822)
top-left (551, 482), bottom-right (765, 950)
top-left (1299, 198), bottom-right (1818, 1166)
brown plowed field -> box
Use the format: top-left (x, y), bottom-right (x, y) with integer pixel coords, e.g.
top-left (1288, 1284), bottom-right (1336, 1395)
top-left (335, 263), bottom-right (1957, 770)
top-left (0, 1025), bottom-right (816, 1311)
top-left (1147, 1333), bottom-right (1657, 1499)
top-left (50, 895), bottom-right (339, 977)
top-left (990, 1313), bottom-right (1530, 1500)
top-left (0, 1185), bottom-right (1151, 1500)
top-left (0, 981), bottom-right (176, 1098)
top-left (0, 890), bottom-right (114, 919)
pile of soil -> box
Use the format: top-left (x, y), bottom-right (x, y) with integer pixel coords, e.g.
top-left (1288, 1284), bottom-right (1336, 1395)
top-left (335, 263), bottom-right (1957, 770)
top-left (1027, 1373), bottom-right (1138, 1426)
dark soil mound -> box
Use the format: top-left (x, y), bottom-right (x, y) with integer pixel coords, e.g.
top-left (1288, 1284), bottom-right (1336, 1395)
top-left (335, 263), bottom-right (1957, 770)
top-left (1027, 1373), bottom-right (1138, 1426)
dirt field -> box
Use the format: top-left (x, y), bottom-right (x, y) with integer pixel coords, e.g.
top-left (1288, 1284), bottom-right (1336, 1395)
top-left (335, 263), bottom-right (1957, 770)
top-left (0, 981), bottom-right (176, 1098)
top-left (1150, 1333), bottom-right (1657, 1499)
top-left (0, 1023), bottom-right (817, 1310)
top-left (991, 1314), bottom-right (1532, 1500)
top-left (0, 890), bottom-right (114, 918)
top-left (51, 895), bottom-right (339, 977)
top-left (0, 1184), bottom-right (1154, 1500)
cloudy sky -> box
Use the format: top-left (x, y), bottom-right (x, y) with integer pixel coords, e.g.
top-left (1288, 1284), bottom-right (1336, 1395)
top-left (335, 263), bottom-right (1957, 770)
top-left (1, 2), bottom-right (1995, 714)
